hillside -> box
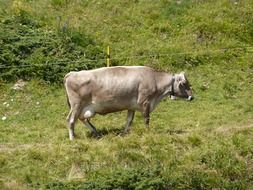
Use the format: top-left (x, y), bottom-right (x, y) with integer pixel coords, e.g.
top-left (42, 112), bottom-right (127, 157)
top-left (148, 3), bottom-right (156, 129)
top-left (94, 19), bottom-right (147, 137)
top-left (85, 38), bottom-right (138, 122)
top-left (0, 0), bottom-right (253, 189)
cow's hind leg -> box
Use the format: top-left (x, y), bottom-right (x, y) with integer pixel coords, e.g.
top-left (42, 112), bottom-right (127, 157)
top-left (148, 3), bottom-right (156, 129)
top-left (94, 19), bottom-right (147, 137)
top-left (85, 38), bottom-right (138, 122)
top-left (80, 107), bottom-right (98, 137)
top-left (80, 119), bottom-right (99, 137)
top-left (123, 110), bottom-right (135, 134)
top-left (67, 104), bottom-right (80, 140)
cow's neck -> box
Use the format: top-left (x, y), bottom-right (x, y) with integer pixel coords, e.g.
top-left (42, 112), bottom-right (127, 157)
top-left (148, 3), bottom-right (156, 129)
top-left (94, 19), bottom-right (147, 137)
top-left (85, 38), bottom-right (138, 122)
top-left (151, 72), bottom-right (173, 108)
top-left (148, 72), bottom-right (174, 112)
top-left (155, 72), bottom-right (174, 97)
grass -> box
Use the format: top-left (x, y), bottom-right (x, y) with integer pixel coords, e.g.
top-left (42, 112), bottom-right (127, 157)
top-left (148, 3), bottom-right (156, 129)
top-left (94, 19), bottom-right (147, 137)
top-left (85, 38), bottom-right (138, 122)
top-left (0, 0), bottom-right (253, 189)
top-left (0, 77), bottom-right (252, 189)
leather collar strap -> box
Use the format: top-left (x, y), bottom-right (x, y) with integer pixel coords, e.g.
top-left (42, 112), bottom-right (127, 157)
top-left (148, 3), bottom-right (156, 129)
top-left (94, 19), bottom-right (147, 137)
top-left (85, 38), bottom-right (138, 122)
top-left (171, 75), bottom-right (175, 96)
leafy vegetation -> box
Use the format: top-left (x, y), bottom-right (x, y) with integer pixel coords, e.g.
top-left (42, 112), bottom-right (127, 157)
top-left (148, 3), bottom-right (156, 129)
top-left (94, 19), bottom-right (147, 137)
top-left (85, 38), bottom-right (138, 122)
top-left (45, 166), bottom-right (166, 190)
top-left (0, 0), bottom-right (253, 189)
top-left (0, 8), bottom-right (105, 83)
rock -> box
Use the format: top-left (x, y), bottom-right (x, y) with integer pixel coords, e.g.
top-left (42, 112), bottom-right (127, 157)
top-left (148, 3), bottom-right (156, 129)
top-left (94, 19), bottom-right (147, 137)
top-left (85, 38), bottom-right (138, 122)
top-left (12, 79), bottom-right (26, 91)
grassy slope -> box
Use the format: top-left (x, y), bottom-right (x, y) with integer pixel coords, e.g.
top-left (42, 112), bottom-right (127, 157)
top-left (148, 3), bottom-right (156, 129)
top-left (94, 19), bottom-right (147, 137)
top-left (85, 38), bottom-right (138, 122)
top-left (0, 0), bottom-right (253, 189)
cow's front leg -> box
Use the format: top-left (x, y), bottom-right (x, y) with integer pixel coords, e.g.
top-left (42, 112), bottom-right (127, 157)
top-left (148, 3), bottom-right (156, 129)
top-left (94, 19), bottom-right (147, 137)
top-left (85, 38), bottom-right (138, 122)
top-left (123, 110), bottom-right (135, 134)
top-left (143, 102), bottom-right (150, 128)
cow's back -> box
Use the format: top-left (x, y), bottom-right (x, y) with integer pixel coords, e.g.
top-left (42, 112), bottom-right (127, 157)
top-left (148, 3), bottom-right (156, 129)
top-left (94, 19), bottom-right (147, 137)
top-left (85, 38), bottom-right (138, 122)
top-left (91, 66), bottom-right (153, 89)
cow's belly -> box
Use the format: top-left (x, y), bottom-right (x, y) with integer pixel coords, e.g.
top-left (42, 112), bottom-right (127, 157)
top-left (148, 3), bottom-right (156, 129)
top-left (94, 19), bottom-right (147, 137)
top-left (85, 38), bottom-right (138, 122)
top-left (81, 98), bottom-right (140, 117)
top-left (95, 99), bottom-right (140, 114)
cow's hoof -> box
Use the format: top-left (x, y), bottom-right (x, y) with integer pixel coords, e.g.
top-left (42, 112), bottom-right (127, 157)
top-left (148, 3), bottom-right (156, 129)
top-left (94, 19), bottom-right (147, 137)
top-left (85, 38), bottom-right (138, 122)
top-left (120, 130), bottom-right (129, 136)
top-left (89, 131), bottom-right (100, 139)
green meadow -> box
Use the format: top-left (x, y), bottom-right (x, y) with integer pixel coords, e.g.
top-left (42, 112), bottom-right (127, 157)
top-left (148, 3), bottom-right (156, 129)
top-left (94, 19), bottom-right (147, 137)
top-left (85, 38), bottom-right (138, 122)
top-left (0, 0), bottom-right (253, 189)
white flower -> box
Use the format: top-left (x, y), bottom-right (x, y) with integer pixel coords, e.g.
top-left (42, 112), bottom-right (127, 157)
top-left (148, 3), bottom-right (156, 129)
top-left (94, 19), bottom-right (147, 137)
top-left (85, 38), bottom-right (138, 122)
top-left (2, 116), bottom-right (7, 121)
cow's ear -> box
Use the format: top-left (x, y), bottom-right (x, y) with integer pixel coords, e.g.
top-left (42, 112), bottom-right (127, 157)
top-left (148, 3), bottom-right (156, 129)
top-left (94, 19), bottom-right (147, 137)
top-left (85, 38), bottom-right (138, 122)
top-left (178, 72), bottom-right (186, 85)
top-left (181, 72), bottom-right (187, 79)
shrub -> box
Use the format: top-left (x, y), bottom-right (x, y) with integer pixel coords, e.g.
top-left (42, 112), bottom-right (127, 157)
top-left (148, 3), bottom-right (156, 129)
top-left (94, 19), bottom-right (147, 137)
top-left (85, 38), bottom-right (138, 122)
top-left (0, 10), bottom-right (105, 83)
top-left (44, 166), bottom-right (167, 190)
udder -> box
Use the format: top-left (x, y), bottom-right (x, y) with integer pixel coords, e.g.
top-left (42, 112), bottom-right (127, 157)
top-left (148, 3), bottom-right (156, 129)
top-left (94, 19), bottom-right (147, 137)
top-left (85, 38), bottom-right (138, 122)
top-left (80, 105), bottom-right (96, 119)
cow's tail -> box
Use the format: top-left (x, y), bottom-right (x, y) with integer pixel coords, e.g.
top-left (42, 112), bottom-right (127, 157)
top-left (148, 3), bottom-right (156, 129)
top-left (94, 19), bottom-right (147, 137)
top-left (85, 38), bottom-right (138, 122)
top-left (63, 73), bottom-right (71, 108)
top-left (63, 73), bottom-right (72, 121)
top-left (66, 94), bottom-right (71, 109)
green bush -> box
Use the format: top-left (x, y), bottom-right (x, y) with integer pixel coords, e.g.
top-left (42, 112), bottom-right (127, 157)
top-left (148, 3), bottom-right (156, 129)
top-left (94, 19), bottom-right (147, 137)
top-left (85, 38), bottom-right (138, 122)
top-left (44, 166), bottom-right (167, 190)
top-left (0, 10), bottom-right (105, 83)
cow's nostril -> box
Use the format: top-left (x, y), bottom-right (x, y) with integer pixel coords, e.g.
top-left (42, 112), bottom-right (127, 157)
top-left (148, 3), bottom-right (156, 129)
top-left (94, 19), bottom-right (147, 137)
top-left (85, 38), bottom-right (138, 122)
top-left (187, 96), bottom-right (194, 101)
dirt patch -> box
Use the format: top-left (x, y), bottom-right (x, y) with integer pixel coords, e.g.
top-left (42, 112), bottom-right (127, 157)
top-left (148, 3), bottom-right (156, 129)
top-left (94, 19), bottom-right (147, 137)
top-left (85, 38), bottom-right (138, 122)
top-left (0, 143), bottom-right (53, 152)
top-left (215, 121), bottom-right (253, 134)
top-left (1, 180), bottom-right (27, 190)
top-left (0, 144), bottom-right (32, 152)
top-left (68, 163), bottom-right (84, 180)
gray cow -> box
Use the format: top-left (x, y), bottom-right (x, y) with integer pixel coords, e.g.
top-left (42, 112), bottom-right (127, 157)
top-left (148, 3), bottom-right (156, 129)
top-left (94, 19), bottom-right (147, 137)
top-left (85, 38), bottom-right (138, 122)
top-left (64, 66), bottom-right (193, 140)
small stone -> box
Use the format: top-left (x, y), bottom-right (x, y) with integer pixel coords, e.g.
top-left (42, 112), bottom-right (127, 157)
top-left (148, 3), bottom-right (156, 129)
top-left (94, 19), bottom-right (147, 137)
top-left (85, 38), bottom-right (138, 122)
top-left (12, 79), bottom-right (26, 91)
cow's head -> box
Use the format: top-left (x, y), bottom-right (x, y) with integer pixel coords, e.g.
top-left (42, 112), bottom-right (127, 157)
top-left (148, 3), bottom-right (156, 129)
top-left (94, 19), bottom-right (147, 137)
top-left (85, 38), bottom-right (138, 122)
top-left (172, 72), bottom-right (193, 101)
